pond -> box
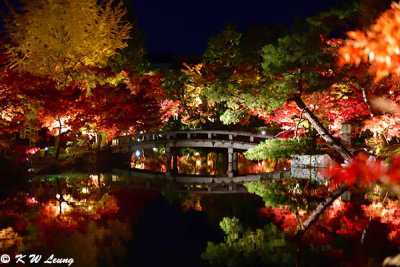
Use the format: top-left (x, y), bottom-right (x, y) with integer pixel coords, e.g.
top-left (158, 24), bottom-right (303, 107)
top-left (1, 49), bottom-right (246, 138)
top-left (0, 173), bottom-right (265, 267)
top-left (1, 172), bottom-right (400, 267)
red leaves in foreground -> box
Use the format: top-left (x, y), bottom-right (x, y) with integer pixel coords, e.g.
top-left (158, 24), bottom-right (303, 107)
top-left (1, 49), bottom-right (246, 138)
top-left (321, 153), bottom-right (392, 186)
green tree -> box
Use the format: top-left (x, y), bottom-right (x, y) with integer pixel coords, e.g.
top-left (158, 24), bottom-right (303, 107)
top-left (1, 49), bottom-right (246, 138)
top-left (202, 218), bottom-right (296, 267)
top-left (240, 24), bottom-right (288, 64)
top-left (244, 138), bottom-right (315, 160)
top-left (107, 0), bottom-right (149, 75)
top-left (203, 23), bottom-right (243, 67)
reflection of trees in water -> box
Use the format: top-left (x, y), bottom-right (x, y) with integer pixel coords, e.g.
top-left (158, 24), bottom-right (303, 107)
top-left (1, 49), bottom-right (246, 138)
top-left (48, 219), bottom-right (132, 267)
top-left (167, 192), bottom-right (265, 232)
top-left (202, 219), bottom-right (296, 267)
top-left (203, 181), bottom-right (400, 266)
top-left (202, 214), bottom-right (394, 266)
top-left (0, 174), bottom-right (161, 266)
top-left (0, 227), bottom-right (23, 253)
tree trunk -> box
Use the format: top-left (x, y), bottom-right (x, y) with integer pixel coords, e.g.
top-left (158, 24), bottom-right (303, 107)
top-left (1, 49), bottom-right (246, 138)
top-left (97, 133), bottom-right (102, 150)
top-left (55, 119), bottom-right (63, 159)
top-left (291, 95), bottom-right (351, 162)
top-left (289, 93), bottom-right (351, 240)
top-left (55, 134), bottom-right (62, 159)
top-left (295, 183), bottom-right (348, 240)
top-left (361, 87), bottom-right (374, 118)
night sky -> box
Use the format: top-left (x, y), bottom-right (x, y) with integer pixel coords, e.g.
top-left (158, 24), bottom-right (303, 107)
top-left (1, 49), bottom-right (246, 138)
top-left (130, 0), bottom-right (341, 55)
top-left (0, 0), bottom-right (342, 55)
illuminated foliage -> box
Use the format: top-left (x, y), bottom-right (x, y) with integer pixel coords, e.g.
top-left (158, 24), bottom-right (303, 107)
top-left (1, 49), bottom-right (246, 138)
top-left (0, 62), bottom-right (165, 144)
top-left (0, 69), bottom-right (31, 135)
top-left (82, 72), bottom-right (165, 138)
top-left (161, 64), bottom-right (221, 128)
top-left (363, 114), bottom-right (400, 136)
top-left (4, 0), bottom-right (131, 83)
top-left (244, 138), bottom-right (315, 160)
top-left (323, 153), bottom-right (400, 187)
top-left (339, 2), bottom-right (400, 81)
top-left (322, 153), bottom-right (387, 186)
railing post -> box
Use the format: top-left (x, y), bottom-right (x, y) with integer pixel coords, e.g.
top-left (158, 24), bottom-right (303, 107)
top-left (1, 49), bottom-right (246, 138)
top-left (111, 138), bottom-right (119, 146)
top-left (208, 133), bottom-right (212, 139)
top-left (166, 146), bottom-right (171, 179)
top-left (229, 134), bottom-right (233, 141)
top-left (340, 123), bottom-right (351, 147)
top-left (228, 148), bottom-right (233, 177)
top-left (187, 133), bottom-right (191, 139)
top-left (172, 148), bottom-right (178, 175)
top-left (250, 136), bottom-right (254, 142)
top-left (233, 151), bottom-right (238, 176)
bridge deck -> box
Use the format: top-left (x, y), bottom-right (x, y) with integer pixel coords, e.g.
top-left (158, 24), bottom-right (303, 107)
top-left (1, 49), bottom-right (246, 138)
top-left (111, 130), bottom-right (273, 149)
top-left (111, 139), bottom-right (262, 152)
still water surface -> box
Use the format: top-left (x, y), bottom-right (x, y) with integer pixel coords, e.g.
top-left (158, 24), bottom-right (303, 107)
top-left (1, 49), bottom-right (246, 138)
top-left (1, 172), bottom-right (400, 266)
top-left (0, 173), bottom-right (264, 266)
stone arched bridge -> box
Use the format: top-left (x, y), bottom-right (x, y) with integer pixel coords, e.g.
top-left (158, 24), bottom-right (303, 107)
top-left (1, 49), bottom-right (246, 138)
top-left (110, 130), bottom-right (275, 182)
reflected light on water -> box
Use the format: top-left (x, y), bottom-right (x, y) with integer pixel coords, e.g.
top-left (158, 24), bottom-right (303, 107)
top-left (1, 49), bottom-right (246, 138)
top-left (130, 150), bottom-right (290, 175)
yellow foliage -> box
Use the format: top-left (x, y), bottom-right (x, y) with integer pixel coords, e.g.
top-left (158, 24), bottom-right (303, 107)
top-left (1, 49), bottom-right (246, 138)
top-left (5, 0), bottom-right (131, 83)
top-left (0, 227), bottom-right (22, 251)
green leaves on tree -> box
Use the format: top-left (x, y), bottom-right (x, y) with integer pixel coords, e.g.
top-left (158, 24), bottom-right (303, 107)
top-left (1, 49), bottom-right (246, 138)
top-left (202, 218), bottom-right (296, 267)
top-left (244, 138), bottom-right (316, 160)
top-left (203, 23), bottom-right (243, 67)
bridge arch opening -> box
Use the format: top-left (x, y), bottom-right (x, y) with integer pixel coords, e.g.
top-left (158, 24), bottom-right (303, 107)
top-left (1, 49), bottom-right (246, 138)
top-left (110, 130), bottom-right (289, 178)
top-left (127, 147), bottom-right (289, 176)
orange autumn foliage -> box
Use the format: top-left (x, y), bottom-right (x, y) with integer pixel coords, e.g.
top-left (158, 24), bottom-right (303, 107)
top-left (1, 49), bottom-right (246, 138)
top-left (339, 2), bottom-right (400, 81)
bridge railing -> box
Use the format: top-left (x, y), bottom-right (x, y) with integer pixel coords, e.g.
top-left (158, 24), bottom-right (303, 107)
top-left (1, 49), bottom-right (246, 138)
top-left (111, 130), bottom-right (273, 147)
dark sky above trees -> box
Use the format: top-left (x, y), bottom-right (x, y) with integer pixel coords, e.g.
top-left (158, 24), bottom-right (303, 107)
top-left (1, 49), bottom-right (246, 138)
top-left (1, 0), bottom-right (344, 55)
top-left (130, 0), bottom-right (341, 55)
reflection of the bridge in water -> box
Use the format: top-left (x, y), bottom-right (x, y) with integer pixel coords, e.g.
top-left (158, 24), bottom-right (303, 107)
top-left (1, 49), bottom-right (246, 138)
top-left (111, 168), bottom-right (291, 194)
top-left (37, 170), bottom-right (290, 194)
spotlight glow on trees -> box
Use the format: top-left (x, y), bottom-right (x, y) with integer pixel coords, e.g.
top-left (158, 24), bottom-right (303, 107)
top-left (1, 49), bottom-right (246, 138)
top-left (4, 0), bottom-right (132, 84)
top-left (339, 2), bottom-right (400, 81)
